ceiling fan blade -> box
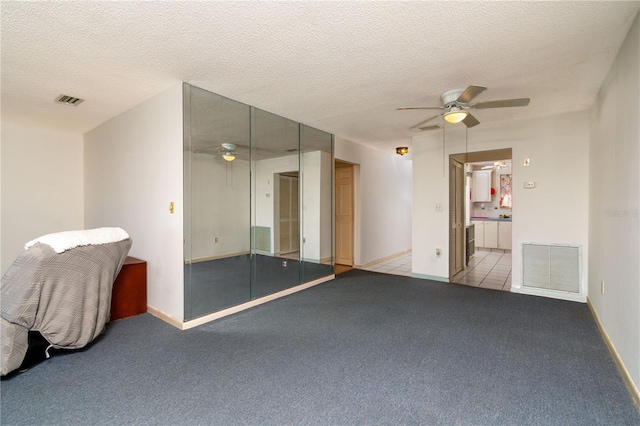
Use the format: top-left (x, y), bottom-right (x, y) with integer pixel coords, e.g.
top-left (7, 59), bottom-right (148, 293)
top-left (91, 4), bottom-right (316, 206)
top-left (474, 98), bottom-right (530, 109)
top-left (418, 124), bottom-right (442, 132)
top-left (457, 85), bottom-right (487, 104)
top-left (462, 113), bottom-right (480, 128)
top-left (397, 106), bottom-right (445, 111)
top-left (410, 114), bottom-right (441, 130)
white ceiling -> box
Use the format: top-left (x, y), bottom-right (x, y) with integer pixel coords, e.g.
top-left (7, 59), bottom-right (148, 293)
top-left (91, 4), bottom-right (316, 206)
top-left (2, 2), bottom-right (638, 154)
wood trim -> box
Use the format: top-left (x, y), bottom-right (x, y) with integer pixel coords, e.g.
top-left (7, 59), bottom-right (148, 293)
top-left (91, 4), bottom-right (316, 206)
top-left (181, 275), bottom-right (335, 330)
top-left (146, 306), bottom-right (185, 330)
top-left (587, 298), bottom-right (640, 411)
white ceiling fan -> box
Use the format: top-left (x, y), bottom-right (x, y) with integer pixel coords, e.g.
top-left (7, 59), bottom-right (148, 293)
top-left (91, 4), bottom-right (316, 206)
top-left (481, 160), bottom-right (508, 170)
top-left (398, 85), bottom-right (530, 130)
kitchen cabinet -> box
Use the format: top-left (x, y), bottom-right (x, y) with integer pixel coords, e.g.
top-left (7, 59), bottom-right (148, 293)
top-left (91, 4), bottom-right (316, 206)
top-left (471, 220), bottom-right (484, 247)
top-left (498, 221), bottom-right (512, 250)
top-left (472, 170), bottom-right (492, 202)
top-left (471, 219), bottom-right (511, 250)
top-left (484, 221), bottom-right (498, 248)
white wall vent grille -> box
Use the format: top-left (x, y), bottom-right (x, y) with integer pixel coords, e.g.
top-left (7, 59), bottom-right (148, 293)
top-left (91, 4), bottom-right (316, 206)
top-left (522, 243), bottom-right (580, 293)
top-left (55, 94), bottom-right (84, 106)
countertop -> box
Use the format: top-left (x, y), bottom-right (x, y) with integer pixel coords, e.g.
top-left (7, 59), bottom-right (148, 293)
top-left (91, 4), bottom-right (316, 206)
top-left (470, 217), bottom-right (512, 222)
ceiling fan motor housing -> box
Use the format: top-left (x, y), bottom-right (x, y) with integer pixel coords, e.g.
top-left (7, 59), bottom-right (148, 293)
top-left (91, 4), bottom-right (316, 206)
top-left (441, 89), bottom-right (466, 107)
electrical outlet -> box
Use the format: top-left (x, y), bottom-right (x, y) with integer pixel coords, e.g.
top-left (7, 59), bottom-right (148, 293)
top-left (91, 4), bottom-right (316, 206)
top-left (435, 248), bottom-right (441, 257)
top-left (601, 280), bottom-right (605, 294)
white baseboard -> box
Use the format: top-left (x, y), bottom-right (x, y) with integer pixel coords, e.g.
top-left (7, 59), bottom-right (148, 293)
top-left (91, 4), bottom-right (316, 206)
top-left (359, 249), bottom-right (411, 269)
top-left (411, 273), bottom-right (449, 283)
top-left (587, 298), bottom-right (640, 411)
top-left (185, 251), bottom-right (251, 264)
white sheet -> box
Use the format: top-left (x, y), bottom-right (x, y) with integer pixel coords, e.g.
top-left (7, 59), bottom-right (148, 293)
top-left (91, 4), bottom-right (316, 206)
top-left (24, 227), bottom-right (130, 253)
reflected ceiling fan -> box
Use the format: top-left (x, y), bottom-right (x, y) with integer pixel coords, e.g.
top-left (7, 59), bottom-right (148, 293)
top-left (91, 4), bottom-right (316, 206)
top-left (398, 85), bottom-right (530, 130)
top-left (217, 143), bottom-right (238, 161)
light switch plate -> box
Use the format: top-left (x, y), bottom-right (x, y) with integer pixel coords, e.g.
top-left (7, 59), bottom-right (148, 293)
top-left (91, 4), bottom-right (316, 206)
top-left (524, 158), bottom-right (530, 167)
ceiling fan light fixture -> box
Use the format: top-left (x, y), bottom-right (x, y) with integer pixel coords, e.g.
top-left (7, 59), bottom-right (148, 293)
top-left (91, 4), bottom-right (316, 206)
top-left (443, 107), bottom-right (468, 124)
top-left (220, 142), bottom-right (237, 161)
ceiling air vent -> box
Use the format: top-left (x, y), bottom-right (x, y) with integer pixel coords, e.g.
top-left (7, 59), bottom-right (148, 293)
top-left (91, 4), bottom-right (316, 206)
top-left (55, 94), bottom-right (84, 106)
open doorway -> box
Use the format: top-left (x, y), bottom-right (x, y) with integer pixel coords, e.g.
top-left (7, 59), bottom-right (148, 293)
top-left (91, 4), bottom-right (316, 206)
top-left (449, 148), bottom-right (513, 291)
top-left (334, 160), bottom-right (354, 274)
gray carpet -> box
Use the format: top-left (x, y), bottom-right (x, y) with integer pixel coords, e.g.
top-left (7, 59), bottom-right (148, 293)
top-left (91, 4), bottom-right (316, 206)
top-left (2, 270), bottom-right (639, 425)
top-left (186, 254), bottom-right (333, 320)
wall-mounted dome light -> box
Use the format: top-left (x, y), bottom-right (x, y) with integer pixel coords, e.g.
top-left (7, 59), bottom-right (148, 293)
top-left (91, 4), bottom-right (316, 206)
top-left (396, 147), bottom-right (409, 156)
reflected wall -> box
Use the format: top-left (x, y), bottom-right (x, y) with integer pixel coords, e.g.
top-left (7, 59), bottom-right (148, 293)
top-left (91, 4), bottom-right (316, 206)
top-left (184, 83), bottom-right (333, 321)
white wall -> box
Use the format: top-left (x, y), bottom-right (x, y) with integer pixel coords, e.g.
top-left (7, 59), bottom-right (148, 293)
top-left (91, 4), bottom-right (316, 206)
top-left (301, 150), bottom-right (332, 263)
top-left (189, 155), bottom-right (250, 260)
top-left (588, 12), bottom-right (639, 394)
top-left (412, 111), bottom-right (590, 297)
top-left (335, 137), bottom-right (412, 266)
top-left (1, 121), bottom-right (84, 275)
top-left (84, 84), bottom-right (185, 321)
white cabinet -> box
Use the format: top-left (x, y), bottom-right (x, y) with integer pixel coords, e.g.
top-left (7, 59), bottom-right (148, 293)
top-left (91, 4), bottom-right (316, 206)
top-left (498, 221), bottom-right (512, 250)
top-left (484, 221), bottom-right (498, 248)
top-left (471, 219), bottom-right (511, 250)
top-left (472, 170), bottom-right (492, 202)
top-left (471, 220), bottom-right (484, 247)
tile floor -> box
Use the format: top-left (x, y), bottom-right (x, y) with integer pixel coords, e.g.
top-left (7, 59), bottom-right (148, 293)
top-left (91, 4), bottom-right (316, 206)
top-left (358, 249), bottom-right (512, 292)
top-left (360, 252), bottom-right (413, 277)
top-left (451, 249), bottom-right (512, 291)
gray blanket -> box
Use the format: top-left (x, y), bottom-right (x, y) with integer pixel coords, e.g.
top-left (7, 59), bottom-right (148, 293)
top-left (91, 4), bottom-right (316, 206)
top-left (1, 239), bottom-right (131, 376)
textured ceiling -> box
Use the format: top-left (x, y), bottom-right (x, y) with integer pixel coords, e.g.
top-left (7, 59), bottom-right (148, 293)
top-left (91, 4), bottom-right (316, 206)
top-left (2, 1), bottom-right (638, 153)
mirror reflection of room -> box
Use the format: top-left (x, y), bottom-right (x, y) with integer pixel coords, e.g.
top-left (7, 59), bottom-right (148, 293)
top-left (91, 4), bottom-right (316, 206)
top-left (183, 84), bottom-right (333, 321)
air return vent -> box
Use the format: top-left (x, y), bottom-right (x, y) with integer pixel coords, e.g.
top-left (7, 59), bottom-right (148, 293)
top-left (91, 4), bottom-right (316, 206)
top-left (55, 94), bottom-right (84, 106)
top-left (522, 243), bottom-right (580, 293)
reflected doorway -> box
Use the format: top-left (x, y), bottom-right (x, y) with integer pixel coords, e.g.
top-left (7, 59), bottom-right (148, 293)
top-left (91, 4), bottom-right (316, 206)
top-left (275, 171), bottom-right (300, 259)
top-left (335, 161), bottom-right (354, 272)
top-left (449, 157), bottom-right (465, 277)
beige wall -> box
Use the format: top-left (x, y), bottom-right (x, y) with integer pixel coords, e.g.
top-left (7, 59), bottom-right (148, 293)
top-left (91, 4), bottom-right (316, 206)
top-left (588, 12), bottom-right (639, 395)
top-left (84, 83), bottom-right (185, 321)
top-left (1, 121), bottom-right (84, 275)
top-left (412, 111), bottom-right (590, 297)
top-left (335, 137), bottom-right (412, 266)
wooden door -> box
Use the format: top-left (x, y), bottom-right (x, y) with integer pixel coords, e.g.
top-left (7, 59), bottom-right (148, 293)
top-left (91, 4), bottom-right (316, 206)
top-left (449, 158), bottom-right (465, 277)
top-left (335, 164), bottom-right (354, 266)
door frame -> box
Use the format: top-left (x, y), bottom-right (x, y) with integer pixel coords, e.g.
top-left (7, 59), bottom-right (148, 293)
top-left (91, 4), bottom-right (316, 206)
top-left (449, 148), bottom-right (512, 279)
